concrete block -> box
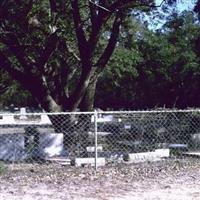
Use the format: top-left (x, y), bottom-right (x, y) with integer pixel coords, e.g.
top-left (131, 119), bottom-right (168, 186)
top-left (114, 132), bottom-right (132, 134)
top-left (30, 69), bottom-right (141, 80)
top-left (86, 146), bottom-right (103, 152)
top-left (45, 157), bottom-right (71, 165)
top-left (74, 157), bottom-right (106, 167)
top-left (126, 148), bottom-right (170, 163)
top-left (0, 115), bottom-right (16, 124)
top-left (155, 148), bottom-right (170, 157)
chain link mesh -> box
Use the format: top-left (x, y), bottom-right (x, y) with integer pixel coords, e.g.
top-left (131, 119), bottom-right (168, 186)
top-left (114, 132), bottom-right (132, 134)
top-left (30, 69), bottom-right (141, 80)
top-left (0, 110), bottom-right (200, 166)
top-left (97, 111), bottom-right (200, 163)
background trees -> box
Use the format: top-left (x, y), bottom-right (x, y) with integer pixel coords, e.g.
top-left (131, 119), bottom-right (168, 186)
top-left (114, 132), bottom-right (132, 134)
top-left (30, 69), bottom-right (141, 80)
top-left (96, 10), bottom-right (200, 110)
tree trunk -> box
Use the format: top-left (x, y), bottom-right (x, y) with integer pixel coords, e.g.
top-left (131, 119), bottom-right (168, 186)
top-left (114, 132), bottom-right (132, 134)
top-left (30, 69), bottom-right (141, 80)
top-left (46, 71), bottom-right (100, 158)
top-left (80, 76), bottom-right (98, 111)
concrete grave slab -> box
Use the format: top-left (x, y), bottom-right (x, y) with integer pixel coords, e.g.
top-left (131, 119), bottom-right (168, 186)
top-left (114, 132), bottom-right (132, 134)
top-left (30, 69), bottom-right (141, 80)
top-left (125, 148), bottom-right (170, 163)
top-left (74, 157), bottom-right (106, 167)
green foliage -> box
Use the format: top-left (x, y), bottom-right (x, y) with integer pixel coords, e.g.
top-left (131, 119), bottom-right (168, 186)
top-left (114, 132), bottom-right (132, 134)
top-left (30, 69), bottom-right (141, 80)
top-left (0, 69), bottom-right (35, 107)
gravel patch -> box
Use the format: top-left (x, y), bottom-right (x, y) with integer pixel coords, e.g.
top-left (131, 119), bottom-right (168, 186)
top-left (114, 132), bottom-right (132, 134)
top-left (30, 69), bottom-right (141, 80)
top-left (1, 158), bottom-right (200, 199)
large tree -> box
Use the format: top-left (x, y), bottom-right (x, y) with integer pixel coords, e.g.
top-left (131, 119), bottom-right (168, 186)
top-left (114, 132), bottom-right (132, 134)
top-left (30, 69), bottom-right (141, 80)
top-left (0, 0), bottom-right (176, 112)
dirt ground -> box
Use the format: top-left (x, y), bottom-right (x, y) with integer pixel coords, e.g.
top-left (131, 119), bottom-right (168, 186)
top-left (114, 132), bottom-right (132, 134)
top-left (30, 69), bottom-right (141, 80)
top-left (1, 158), bottom-right (200, 200)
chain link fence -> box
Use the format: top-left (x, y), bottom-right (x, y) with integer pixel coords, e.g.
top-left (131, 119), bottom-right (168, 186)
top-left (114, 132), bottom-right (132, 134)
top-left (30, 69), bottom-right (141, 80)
top-left (0, 110), bottom-right (200, 168)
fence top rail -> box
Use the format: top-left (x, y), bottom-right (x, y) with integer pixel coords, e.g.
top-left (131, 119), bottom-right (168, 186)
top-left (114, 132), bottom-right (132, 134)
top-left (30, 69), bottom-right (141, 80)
top-left (97, 109), bottom-right (200, 114)
top-left (0, 111), bottom-right (95, 116)
top-left (0, 109), bottom-right (200, 116)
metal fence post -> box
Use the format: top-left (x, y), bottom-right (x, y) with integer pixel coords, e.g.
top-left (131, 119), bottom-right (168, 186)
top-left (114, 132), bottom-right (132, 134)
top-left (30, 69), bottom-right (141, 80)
top-left (94, 110), bottom-right (98, 171)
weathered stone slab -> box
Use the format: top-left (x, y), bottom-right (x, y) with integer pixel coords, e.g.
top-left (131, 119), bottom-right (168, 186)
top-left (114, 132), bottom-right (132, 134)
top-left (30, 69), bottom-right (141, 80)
top-left (154, 148), bottom-right (170, 157)
top-left (0, 115), bottom-right (16, 124)
top-left (45, 157), bottom-right (71, 165)
top-left (74, 157), bottom-right (106, 167)
top-left (125, 148), bottom-right (170, 163)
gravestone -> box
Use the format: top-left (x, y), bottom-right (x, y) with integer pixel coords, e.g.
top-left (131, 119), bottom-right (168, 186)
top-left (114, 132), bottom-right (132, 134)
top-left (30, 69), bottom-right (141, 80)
top-left (19, 107), bottom-right (27, 120)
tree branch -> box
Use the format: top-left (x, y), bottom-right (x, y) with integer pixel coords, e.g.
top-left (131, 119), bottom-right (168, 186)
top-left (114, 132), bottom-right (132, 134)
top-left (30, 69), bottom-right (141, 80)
top-left (0, 50), bottom-right (57, 112)
top-left (89, 0), bottom-right (111, 13)
top-left (108, 0), bottom-right (166, 11)
top-left (23, 0), bottom-right (34, 19)
top-left (88, 14), bottom-right (109, 54)
top-left (49, 0), bottom-right (57, 13)
top-left (35, 32), bottom-right (60, 73)
top-left (89, 0), bottom-right (98, 26)
top-left (89, 0), bottom-right (166, 13)
top-left (0, 34), bottom-right (31, 70)
top-left (88, 1), bottom-right (111, 54)
top-left (95, 11), bottom-right (124, 68)
top-left (71, 0), bottom-right (89, 62)
top-left (67, 67), bottom-right (96, 111)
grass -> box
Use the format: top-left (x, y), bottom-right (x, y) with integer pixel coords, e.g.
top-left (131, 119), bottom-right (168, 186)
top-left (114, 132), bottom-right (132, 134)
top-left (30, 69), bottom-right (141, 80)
top-left (0, 161), bottom-right (6, 174)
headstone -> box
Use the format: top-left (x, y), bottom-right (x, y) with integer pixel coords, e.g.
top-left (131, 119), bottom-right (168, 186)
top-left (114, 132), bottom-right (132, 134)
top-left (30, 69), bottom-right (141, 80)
top-left (19, 107), bottom-right (27, 120)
